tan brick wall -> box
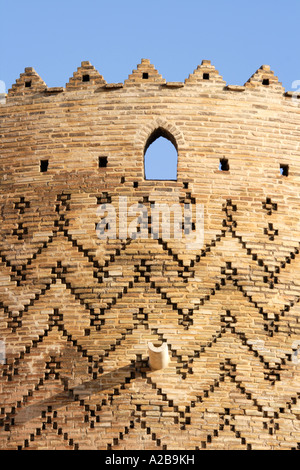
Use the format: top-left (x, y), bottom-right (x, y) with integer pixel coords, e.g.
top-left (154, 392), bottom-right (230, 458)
top-left (0, 60), bottom-right (300, 450)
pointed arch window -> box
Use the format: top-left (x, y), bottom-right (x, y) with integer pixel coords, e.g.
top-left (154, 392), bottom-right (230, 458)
top-left (144, 128), bottom-right (178, 180)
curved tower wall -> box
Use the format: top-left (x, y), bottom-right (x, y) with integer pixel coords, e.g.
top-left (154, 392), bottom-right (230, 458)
top-left (0, 59), bottom-right (300, 450)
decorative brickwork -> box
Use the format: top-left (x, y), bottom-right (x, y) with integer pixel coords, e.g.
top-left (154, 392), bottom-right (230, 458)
top-left (0, 60), bottom-right (300, 450)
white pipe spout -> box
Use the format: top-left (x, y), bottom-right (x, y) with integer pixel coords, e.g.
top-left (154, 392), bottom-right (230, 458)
top-left (148, 342), bottom-right (169, 370)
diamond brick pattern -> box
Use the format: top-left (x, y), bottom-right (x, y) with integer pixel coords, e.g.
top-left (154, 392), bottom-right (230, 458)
top-left (0, 193), bottom-right (300, 450)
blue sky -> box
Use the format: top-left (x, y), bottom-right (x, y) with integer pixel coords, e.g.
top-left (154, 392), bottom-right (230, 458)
top-left (1, 0), bottom-right (300, 178)
top-left (1, 0), bottom-right (300, 91)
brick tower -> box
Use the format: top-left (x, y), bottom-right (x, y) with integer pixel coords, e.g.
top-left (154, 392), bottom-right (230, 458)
top-left (0, 59), bottom-right (300, 450)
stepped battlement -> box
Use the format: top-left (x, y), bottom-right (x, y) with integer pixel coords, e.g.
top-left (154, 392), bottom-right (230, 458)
top-left (1, 59), bottom-right (296, 100)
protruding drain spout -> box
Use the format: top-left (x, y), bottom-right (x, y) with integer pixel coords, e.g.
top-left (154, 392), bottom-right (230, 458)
top-left (148, 342), bottom-right (169, 370)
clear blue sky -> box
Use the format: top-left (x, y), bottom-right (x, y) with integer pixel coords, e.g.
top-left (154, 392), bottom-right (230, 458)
top-left (1, 0), bottom-right (300, 91)
top-left (1, 0), bottom-right (300, 178)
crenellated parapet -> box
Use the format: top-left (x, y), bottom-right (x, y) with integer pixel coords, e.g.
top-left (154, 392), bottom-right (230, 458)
top-left (2, 59), bottom-right (296, 103)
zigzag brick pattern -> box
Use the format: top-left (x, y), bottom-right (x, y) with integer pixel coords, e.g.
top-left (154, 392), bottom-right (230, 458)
top-left (0, 60), bottom-right (300, 450)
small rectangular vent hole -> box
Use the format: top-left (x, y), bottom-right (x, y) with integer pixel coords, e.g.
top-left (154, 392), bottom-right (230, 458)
top-left (99, 157), bottom-right (108, 168)
top-left (280, 164), bottom-right (289, 176)
top-left (219, 158), bottom-right (229, 171)
top-left (40, 160), bottom-right (49, 173)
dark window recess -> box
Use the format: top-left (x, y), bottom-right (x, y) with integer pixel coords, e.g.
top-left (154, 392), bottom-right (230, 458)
top-left (121, 176), bottom-right (125, 183)
top-left (133, 181), bottom-right (139, 188)
top-left (99, 157), bottom-right (108, 168)
top-left (82, 74), bottom-right (90, 82)
top-left (219, 158), bottom-right (229, 171)
top-left (280, 164), bottom-right (289, 176)
top-left (183, 182), bottom-right (189, 189)
top-left (142, 72), bottom-right (149, 79)
top-left (262, 78), bottom-right (270, 86)
top-left (203, 73), bottom-right (210, 80)
top-left (25, 81), bottom-right (32, 88)
top-left (40, 160), bottom-right (49, 173)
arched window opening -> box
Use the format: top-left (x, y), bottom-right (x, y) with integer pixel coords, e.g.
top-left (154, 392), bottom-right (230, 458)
top-left (144, 128), bottom-right (178, 180)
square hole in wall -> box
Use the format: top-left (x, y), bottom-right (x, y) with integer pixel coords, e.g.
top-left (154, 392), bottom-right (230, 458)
top-left (40, 160), bottom-right (49, 173)
top-left (133, 181), bottom-right (139, 188)
top-left (262, 79), bottom-right (270, 86)
top-left (219, 158), bottom-right (229, 171)
top-left (99, 157), bottom-right (108, 168)
top-left (142, 73), bottom-right (149, 79)
top-left (203, 73), bottom-right (210, 80)
top-left (25, 81), bottom-right (32, 88)
top-left (82, 75), bottom-right (90, 82)
top-left (280, 164), bottom-right (289, 176)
